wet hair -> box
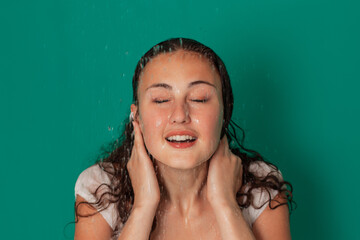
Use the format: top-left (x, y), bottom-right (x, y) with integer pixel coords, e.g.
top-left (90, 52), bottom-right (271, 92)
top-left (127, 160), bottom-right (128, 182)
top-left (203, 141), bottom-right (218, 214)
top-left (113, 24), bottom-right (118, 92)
top-left (74, 38), bottom-right (295, 237)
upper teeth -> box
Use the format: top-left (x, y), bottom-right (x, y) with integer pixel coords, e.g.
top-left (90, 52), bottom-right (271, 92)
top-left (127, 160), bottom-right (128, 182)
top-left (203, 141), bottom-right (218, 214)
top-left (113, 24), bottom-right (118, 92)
top-left (167, 135), bottom-right (196, 141)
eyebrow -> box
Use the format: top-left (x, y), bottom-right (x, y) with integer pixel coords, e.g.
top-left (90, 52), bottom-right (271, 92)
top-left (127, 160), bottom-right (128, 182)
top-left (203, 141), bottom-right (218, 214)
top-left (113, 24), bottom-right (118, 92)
top-left (145, 80), bottom-right (216, 91)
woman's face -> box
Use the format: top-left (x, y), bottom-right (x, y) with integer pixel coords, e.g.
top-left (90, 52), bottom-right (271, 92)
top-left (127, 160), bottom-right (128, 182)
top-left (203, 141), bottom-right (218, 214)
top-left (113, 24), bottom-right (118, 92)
top-left (131, 50), bottom-right (224, 169)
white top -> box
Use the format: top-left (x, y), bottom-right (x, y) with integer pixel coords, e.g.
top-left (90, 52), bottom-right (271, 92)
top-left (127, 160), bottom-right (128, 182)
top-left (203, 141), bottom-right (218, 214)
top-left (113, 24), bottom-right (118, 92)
top-left (75, 161), bottom-right (282, 234)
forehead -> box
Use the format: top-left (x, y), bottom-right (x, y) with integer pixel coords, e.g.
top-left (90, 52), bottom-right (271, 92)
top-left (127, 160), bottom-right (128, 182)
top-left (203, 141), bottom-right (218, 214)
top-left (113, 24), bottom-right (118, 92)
top-left (138, 50), bottom-right (221, 89)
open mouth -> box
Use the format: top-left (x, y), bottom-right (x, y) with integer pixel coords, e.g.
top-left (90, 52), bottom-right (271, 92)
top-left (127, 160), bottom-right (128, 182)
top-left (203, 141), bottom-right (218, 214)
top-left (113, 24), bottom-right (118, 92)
top-left (165, 135), bottom-right (197, 148)
top-left (165, 135), bottom-right (197, 143)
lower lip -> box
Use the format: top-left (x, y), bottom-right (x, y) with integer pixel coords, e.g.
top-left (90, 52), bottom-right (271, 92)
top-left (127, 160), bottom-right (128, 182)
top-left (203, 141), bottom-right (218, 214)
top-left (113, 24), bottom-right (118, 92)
top-left (167, 140), bottom-right (196, 148)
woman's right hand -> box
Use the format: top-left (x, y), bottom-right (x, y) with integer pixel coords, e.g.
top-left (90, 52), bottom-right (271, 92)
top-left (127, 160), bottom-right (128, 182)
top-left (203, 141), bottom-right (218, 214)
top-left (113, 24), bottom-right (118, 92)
top-left (127, 120), bottom-right (160, 210)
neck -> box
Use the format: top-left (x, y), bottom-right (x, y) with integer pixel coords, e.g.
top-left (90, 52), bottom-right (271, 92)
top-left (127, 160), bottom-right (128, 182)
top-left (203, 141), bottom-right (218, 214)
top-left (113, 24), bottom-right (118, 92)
top-left (155, 160), bottom-right (209, 216)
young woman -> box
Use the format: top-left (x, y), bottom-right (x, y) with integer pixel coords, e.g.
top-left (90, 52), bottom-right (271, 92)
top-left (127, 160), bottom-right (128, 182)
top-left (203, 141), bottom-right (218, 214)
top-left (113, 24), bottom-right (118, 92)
top-left (74, 38), bottom-right (294, 240)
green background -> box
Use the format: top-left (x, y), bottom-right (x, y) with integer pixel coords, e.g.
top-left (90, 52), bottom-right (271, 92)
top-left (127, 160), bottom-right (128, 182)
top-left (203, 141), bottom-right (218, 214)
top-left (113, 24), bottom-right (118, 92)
top-left (1, 0), bottom-right (359, 239)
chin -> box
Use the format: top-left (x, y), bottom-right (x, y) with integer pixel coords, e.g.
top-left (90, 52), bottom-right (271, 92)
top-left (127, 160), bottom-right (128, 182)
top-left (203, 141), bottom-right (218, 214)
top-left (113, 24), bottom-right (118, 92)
top-left (153, 154), bottom-right (210, 170)
top-left (146, 138), bottom-right (219, 170)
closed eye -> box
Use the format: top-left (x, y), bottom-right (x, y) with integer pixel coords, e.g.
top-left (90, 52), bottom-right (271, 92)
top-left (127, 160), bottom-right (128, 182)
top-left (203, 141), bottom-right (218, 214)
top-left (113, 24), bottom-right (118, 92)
top-left (191, 99), bottom-right (208, 103)
top-left (154, 99), bottom-right (170, 103)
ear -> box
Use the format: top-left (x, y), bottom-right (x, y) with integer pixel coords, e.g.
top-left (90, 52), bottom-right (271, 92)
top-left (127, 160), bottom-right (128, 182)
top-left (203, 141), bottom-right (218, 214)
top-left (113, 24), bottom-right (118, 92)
top-left (130, 104), bottom-right (138, 121)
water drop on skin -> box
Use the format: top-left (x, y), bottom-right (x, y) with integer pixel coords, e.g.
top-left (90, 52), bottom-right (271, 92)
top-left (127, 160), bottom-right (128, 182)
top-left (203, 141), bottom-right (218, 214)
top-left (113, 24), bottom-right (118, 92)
top-left (156, 119), bottom-right (162, 127)
top-left (185, 109), bottom-right (189, 118)
top-left (191, 103), bottom-right (200, 110)
top-left (174, 87), bottom-right (180, 95)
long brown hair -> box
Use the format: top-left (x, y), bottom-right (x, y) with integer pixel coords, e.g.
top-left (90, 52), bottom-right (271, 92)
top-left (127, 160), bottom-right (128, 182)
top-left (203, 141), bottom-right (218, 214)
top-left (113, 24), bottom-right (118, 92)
top-left (74, 38), bottom-right (294, 237)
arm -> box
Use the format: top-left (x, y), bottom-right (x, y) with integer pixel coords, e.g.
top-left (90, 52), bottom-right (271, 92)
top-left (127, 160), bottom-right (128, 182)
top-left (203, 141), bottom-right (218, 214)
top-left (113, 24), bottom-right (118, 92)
top-left (74, 194), bottom-right (158, 240)
top-left (207, 137), bottom-right (255, 240)
top-left (118, 120), bottom-right (160, 239)
top-left (207, 137), bottom-right (291, 239)
top-left (211, 200), bottom-right (256, 240)
top-left (252, 194), bottom-right (291, 240)
top-left (75, 119), bottom-right (160, 240)
top-left (74, 195), bottom-right (113, 240)
top-left (211, 193), bottom-right (291, 240)
top-left (117, 205), bottom-right (157, 240)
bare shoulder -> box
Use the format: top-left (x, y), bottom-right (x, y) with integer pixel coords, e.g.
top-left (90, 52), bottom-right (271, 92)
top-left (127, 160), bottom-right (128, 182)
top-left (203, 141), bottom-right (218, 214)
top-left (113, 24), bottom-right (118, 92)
top-left (74, 194), bottom-right (113, 240)
top-left (252, 193), bottom-right (291, 240)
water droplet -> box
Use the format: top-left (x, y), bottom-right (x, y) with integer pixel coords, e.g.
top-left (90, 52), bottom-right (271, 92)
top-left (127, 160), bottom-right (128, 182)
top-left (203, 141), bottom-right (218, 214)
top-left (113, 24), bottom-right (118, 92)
top-left (156, 119), bottom-right (162, 127)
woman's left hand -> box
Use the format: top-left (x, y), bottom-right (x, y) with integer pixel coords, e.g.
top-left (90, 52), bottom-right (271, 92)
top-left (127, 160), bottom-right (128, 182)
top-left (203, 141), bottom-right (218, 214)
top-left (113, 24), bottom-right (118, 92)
top-left (206, 136), bottom-right (243, 208)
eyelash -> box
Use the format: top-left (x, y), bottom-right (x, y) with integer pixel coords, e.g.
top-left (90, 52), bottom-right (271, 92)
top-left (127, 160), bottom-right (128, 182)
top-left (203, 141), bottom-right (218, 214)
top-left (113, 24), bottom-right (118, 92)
top-left (154, 99), bottom-right (170, 103)
top-left (191, 99), bottom-right (208, 103)
top-left (153, 99), bottom-right (208, 104)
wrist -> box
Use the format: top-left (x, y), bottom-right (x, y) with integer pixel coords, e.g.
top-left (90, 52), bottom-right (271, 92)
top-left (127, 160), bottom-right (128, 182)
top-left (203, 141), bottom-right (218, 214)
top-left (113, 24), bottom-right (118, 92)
top-left (210, 198), bottom-right (254, 240)
top-left (133, 200), bottom-right (159, 213)
top-left (130, 203), bottom-right (158, 223)
top-left (209, 196), bottom-right (239, 211)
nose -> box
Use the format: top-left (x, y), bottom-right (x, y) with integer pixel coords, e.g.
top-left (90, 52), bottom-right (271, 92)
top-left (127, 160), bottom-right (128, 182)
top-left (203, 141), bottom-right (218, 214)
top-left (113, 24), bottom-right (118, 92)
top-left (169, 102), bottom-right (190, 124)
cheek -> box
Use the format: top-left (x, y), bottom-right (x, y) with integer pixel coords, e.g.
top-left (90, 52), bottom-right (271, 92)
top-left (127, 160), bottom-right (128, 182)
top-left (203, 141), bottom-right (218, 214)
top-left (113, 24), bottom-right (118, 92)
top-left (139, 108), bottom-right (168, 145)
top-left (140, 110), bottom-right (167, 129)
top-left (155, 118), bottom-right (164, 127)
top-left (207, 115), bottom-right (223, 145)
top-left (192, 106), bottom-right (223, 136)
top-left (206, 114), bottom-right (223, 156)
top-left (191, 106), bottom-right (223, 152)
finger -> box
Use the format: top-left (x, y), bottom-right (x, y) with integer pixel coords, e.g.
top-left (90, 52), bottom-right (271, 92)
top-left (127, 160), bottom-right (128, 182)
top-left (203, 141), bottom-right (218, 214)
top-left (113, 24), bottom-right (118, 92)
top-left (132, 120), bottom-right (148, 157)
top-left (132, 120), bottom-right (142, 148)
top-left (219, 136), bottom-right (230, 157)
top-left (210, 136), bottom-right (226, 160)
top-left (222, 136), bottom-right (230, 153)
